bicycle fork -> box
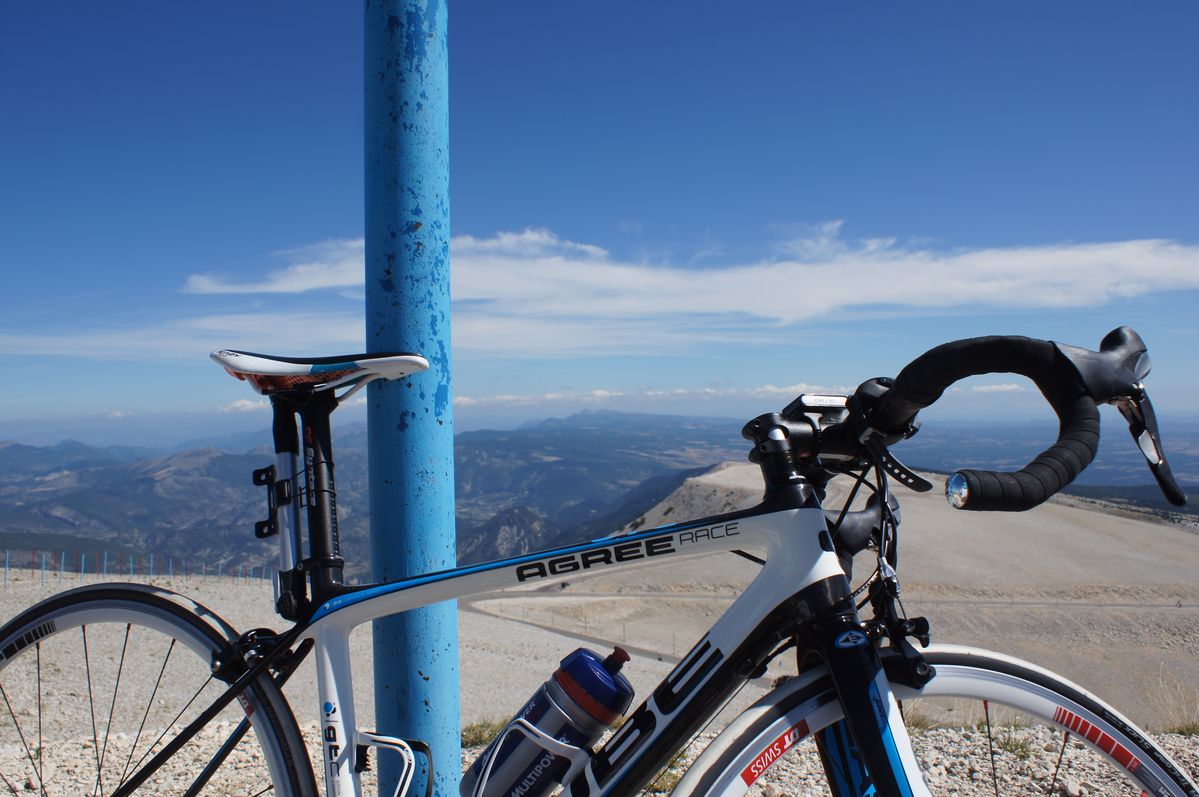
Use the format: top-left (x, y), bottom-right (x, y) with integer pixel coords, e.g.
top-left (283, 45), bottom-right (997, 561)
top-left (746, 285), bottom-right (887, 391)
top-left (804, 611), bottom-right (932, 797)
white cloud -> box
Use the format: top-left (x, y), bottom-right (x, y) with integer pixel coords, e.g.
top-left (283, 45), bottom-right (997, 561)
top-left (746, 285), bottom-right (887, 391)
top-left (183, 239), bottom-right (365, 294)
top-left (176, 226), bottom-right (1199, 358)
top-left (0, 311), bottom-right (363, 361)
top-left (970, 383), bottom-right (1026, 393)
top-left (6, 225), bottom-right (1199, 363)
top-left (452, 227), bottom-right (608, 259)
top-left (453, 382), bottom-right (850, 408)
top-left (218, 399), bottom-right (269, 413)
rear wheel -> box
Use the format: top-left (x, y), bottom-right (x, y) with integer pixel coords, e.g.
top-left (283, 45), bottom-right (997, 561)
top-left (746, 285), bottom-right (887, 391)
top-left (672, 646), bottom-right (1197, 797)
top-left (0, 584), bottom-right (315, 795)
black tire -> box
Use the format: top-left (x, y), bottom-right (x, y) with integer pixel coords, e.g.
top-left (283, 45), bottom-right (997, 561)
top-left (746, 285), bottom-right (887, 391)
top-left (672, 646), bottom-right (1197, 797)
top-left (0, 584), bottom-right (316, 796)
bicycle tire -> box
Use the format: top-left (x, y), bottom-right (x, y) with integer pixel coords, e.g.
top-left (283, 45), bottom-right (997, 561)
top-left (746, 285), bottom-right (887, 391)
top-left (672, 645), bottom-right (1198, 797)
top-left (0, 583), bottom-right (317, 796)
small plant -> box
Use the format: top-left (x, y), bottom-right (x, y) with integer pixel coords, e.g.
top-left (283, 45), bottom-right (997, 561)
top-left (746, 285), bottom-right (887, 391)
top-left (901, 705), bottom-right (937, 734)
top-left (1166, 720), bottom-right (1199, 736)
top-left (462, 718), bottom-right (508, 747)
top-left (996, 727), bottom-right (1033, 760)
top-left (1151, 665), bottom-right (1199, 735)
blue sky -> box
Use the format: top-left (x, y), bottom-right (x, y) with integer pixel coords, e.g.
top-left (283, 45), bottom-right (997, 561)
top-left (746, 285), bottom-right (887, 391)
top-left (1, 2), bottom-right (1197, 446)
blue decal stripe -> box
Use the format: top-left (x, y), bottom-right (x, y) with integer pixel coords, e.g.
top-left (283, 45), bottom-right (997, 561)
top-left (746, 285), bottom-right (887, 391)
top-left (868, 682), bottom-right (915, 797)
top-left (311, 361), bottom-right (356, 373)
top-left (308, 516), bottom-right (748, 622)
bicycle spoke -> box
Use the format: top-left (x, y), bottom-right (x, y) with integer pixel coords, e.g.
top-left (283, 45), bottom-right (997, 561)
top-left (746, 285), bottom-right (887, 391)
top-left (116, 637), bottom-right (175, 788)
top-left (1049, 730), bottom-right (1071, 794)
top-left (982, 700), bottom-right (999, 797)
top-left (123, 670), bottom-right (218, 787)
top-left (96, 624), bottom-right (132, 791)
top-left (0, 680), bottom-right (47, 796)
top-left (0, 591), bottom-right (302, 796)
top-left (247, 784), bottom-right (276, 797)
top-left (35, 643), bottom-right (43, 797)
top-left (82, 626), bottom-right (106, 797)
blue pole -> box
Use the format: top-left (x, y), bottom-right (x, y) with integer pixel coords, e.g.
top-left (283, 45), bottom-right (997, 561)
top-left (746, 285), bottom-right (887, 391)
top-left (365, 2), bottom-right (458, 795)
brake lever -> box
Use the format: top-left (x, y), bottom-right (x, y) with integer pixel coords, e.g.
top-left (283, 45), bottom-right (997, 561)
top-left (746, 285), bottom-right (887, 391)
top-left (1115, 388), bottom-right (1188, 507)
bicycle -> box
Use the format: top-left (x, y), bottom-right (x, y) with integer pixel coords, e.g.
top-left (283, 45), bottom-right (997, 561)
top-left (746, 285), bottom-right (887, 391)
top-left (0, 326), bottom-right (1194, 797)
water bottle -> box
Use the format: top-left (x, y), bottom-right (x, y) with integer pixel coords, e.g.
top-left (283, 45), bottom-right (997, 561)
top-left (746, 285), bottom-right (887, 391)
top-left (461, 646), bottom-right (634, 797)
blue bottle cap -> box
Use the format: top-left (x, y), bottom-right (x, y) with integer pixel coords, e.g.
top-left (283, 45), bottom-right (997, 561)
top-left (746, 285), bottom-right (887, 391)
top-left (554, 647), bottom-right (634, 723)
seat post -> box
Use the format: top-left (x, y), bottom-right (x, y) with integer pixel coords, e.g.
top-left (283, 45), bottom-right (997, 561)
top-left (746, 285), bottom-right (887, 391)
top-left (297, 390), bottom-right (347, 602)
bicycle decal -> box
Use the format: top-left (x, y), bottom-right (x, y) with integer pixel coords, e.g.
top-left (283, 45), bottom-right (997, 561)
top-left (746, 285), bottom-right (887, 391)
top-left (740, 720), bottom-right (810, 786)
top-left (1054, 706), bottom-right (1145, 772)
top-left (0, 619), bottom-right (55, 661)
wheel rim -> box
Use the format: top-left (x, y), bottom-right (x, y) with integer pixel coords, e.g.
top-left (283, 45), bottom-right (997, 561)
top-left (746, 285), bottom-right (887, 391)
top-left (673, 653), bottom-right (1196, 797)
top-left (0, 597), bottom-right (295, 795)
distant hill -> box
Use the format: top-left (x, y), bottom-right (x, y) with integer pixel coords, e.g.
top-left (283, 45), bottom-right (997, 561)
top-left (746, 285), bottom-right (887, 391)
top-left (0, 411), bottom-right (1192, 577)
top-left (0, 411), bottom-right (745, 576)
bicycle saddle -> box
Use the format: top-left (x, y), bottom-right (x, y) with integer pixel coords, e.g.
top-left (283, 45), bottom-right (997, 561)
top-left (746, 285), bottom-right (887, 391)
top-left (210, 349), bottom-right (429, 395)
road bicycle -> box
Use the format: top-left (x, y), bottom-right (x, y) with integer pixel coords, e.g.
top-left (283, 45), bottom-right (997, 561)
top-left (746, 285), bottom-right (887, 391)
top-left (0, 326), bottom-right (1194, 797)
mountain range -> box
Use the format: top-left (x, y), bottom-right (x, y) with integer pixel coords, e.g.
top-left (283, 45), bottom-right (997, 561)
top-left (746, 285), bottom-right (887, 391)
top-left (0, 410), bottom-right (1193, 577)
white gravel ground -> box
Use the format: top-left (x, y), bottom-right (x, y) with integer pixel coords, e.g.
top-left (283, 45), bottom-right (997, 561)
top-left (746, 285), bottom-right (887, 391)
top-left (0, 463), bottom-right (1196, 794)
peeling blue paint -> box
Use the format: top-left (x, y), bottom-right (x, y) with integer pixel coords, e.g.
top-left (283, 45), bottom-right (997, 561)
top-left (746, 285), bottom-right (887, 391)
top-left (365, 1), bottom-right (457, 794)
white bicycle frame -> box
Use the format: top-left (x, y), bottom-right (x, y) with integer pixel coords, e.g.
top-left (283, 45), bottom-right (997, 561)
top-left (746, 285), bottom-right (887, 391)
top-left (292, 504), bottom-right (931, 797)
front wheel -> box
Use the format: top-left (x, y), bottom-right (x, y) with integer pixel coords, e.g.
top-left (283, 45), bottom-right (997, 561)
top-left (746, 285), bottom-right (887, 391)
top-left (673, 645), bottom-right (1198, 797)
top-left (0, 584), bottom-right (316, 796)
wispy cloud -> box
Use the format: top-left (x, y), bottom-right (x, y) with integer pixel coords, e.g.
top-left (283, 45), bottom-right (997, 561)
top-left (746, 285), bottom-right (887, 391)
top-left (7, 226), bottom-right (1199, 362)
top-left (970, 383), bottom-right (1026, 393)
top-left (180, 227), bottom-right (1199, 355)
top-left (0, 311), bottom-right (363, 361)
top-left (218, 398), bottom-right (270, 413)
top-left (183, 240), bottom-right (365, 294)
top-left (454, 382), bottom-right (851, 408)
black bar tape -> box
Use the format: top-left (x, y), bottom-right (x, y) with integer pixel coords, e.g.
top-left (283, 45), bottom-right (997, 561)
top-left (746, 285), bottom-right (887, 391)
top-left (873, 335), bottom-right (1098, 511)
top-left (955, 395), bottom-right (1099, 511)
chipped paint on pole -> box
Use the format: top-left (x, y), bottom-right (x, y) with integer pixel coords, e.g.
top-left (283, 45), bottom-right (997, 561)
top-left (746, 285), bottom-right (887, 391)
top-left (364, 1), bottom-right (458, 796)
